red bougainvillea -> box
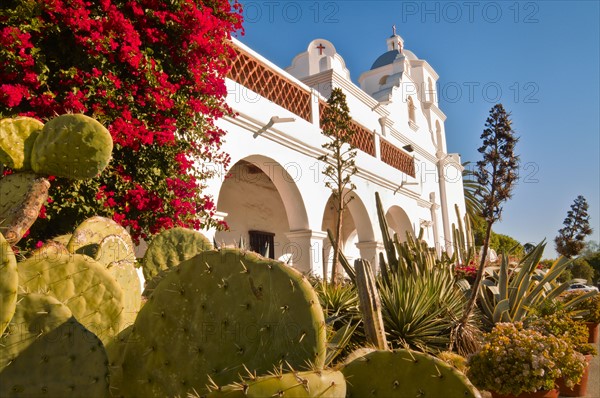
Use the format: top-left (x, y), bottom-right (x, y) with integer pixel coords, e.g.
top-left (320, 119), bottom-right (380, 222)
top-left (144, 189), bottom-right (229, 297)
top-left (0, 0), bottom-right (242, 244)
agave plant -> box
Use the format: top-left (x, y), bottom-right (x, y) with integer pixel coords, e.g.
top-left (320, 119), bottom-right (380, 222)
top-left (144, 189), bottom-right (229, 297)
top-left (313, 281), bottom-right (365, 364)
top-left (478, 240), bottom-right (597, 329)
top-left (379, 268), bottom-right (470, 352)
top-left (374, 193), bottom-right (481, 354)
top-left (315, 281), bottom-right (360, 326)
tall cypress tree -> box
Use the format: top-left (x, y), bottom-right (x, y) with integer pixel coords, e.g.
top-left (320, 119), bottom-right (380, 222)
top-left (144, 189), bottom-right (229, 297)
top-left (555, 195), bottom-right (593, 258)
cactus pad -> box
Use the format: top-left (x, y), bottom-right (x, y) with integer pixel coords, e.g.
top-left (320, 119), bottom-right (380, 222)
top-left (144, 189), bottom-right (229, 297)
top-left (67, 216), bottom-right (134, 260)
top-left (50, 233), bottom-right (73, 246)
top-left (107, 259), bottom-right (141, 328)
top-left (142, 227), bottom-right (213, 281)
top-left (341, 349), bottom-right (481, 398)
top-left (0, 233), bottom-right (18, 336)
top-left (94, 234), bottom-right (136, 268)
top-left (31, 113), bottom-right (113, 179)
top-left (0, 172), bottom-right (50, 245)
top-left (207, 369), bottom-right (346, 398)
top-left (27, 240), bottom-right (70, 260)
top-left (121, 248), bottom-right (327, 397)
top-left (0, 116), bottom-right (43, 170)
top-left (17, 252), bottom-right (125, 343)
top-left (0, 293), bottom-right (109, 397)
top-left (105, 325), bottom-right (133, 398)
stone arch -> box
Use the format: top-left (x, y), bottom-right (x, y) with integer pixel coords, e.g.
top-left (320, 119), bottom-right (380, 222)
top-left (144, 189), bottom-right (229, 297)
top-left (386, 205), bottom-right (413, 242)
top-left (239, 154), bottom-right (309, 230)
top-left (215, 155), bottom-right (309, 259)
top-left (321, 190), bottom-right (375, 244)
top-left (321, 190), bottom-right (375, 277)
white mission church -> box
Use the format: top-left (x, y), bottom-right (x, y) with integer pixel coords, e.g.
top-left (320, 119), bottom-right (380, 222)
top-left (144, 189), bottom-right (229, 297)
top-left (202, 29), bottom-right (467, 277)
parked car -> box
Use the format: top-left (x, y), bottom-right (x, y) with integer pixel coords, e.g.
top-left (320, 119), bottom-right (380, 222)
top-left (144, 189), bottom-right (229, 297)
top-left (567, 283), bottom-right (599, 293)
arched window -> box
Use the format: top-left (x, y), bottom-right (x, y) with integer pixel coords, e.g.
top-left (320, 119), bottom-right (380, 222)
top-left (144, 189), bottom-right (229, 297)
top-left (379, 75), bottom-right (389, 85)
top-left (428, 77), bottom-right (435, 102)
top-left (407, 96), bottom-right (415, 123)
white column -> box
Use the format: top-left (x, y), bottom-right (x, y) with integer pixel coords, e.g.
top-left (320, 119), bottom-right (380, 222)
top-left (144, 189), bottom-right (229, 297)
top-left (355, 241), bottom-right (384, 270)
top-left (284, 230), bottom-right (327, 275)
top-left (374, 131), bottom-right (381, 160)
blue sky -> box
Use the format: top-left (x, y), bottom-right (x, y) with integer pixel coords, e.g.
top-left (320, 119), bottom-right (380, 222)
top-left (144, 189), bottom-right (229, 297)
top-left (235, 0), bottom-right (600, 258)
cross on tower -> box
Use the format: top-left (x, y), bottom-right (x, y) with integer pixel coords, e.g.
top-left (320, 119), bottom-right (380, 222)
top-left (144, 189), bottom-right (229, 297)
top-left (392, 24), bottom-right (396, 36)
top-left (316, 43), bottom-right (325, 55)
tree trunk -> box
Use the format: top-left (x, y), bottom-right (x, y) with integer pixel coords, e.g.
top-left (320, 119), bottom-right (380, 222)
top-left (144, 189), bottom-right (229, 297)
top-left (331, 199), bottom-right (343, 285)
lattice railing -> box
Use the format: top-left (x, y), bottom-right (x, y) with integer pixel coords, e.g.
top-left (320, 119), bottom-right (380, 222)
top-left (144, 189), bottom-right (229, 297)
top-left (319, 101), bottom-right (376, 157)
top-left (228, 46), bottom-right (412, 176)
top-left (227, 48), bottom-right (312, 122)
top-left (380, 138), bottom-right (416, 177)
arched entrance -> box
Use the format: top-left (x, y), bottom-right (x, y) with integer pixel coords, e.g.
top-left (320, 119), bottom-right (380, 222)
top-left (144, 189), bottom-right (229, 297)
top-left (215, 156), bottom-right (309, 263)
top-left (321, 191), bottom-right (374, 279)
top-left (385, 206), bottom-right (413, 242)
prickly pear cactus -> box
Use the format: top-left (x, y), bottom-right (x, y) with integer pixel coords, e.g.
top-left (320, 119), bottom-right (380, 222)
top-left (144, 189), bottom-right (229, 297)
top-left (0, 233), bottom-right (18, 335)
top-left (31, 113), bottom-right (113, 179)
top-left (27, 240), bottom-right (70, 260)
top-left (107, 259), bottom-right (141, 328)
top-left (50, 233), bottom-right (72, 247)
top-left (340, 349), bottom-right (481, 398)
top-left (142, 227), bottom-right (213, 281)
top-left (0, 116), bottom-right (43, 170)
top-left (17, 252), bottom-right (125, 343)
top-left (0, 172), bottom-right (50, 245)
top-left (67, 216), bottom-right (134, 261)
top-left (121, 248), bottom-right (327, 397)
top-left (0, 293), bottom-right (109, 397)
top-left (207, 369), bottom-right (346, 398)
top-left (94, 234), bottom-right (136, 267)
top-left (105, 325), bottom-right (133, 398)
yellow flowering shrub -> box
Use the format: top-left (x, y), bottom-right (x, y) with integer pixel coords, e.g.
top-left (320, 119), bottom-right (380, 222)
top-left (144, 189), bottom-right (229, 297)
top-left (467, 322), bottom-right (586, 395)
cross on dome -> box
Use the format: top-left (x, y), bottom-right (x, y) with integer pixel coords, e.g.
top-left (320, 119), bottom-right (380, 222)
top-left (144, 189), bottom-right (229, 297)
top-left (316, 43), bottom-right (325, 55)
